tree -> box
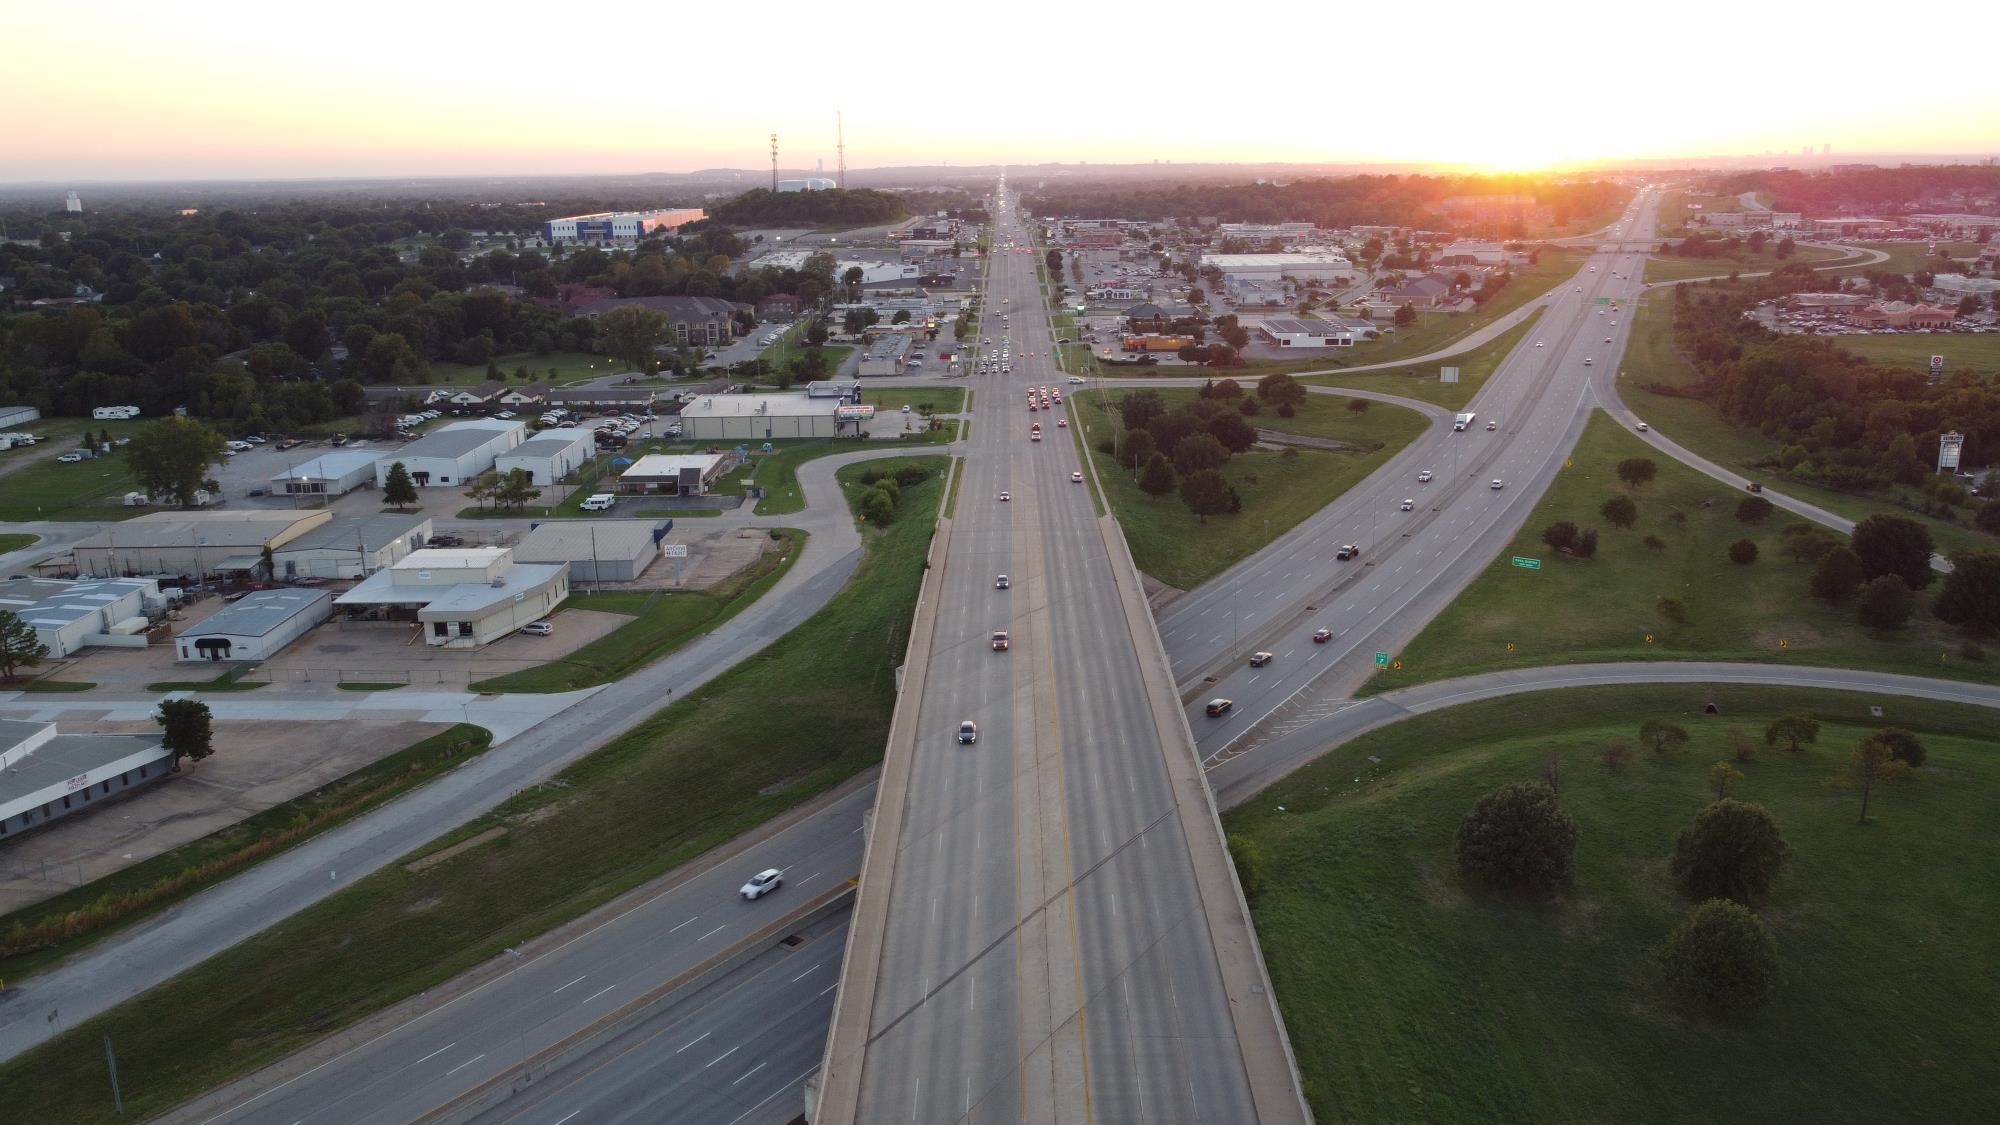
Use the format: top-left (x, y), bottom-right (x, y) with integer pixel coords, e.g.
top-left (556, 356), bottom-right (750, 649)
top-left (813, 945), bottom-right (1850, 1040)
top-left (463, 477), bottom-right (495, 512)
top-left (1393, 302), bottom-right (1417, 327)
top-left (1599, 738), bottom-right (1635, 770)
top-left (1729, 538), bottom-right (1759, 565)
top-left (156, 698), bottom-right (215, 765)
top-left (1600, 495), bottom-right (1637, 528)
top-left (1932, 549), bottom-right (2000, 634)
top-left (1204, 410), bottom-right (1257, 453)
top-left (1615, 457), bottom-right (1658, 489)
top-left (595, 305), bottom-right (668, 372)
top-left (1138, 453), bottom-right (1178, 497)
top-left (1574, 528), bottom-right (1599, 559)
top-left (491, 468), bottom-right (541, 511)
top-left (1708, 760), bottom-right (1745, 799)
top-left (122, 417), bottom-right (226, 508)
top-left (382, 461), bottom-right (418, 511)
top-left (1671, 799), bottom-right (1787, 903)
top-left (1654, 899), bottom-right (1779, 1018)
top-left (0, 610), bottom-right (51, 683)
top-left (1735, 495), bottom-right (1774, 524)
top-left (1850, 513), bottom-right (1934, 590)
top-left (1173, 432), bottom-right (1229, 475)
top-left (1640, 719), bottom-right (1690, 754)
top-left (1180, 469), bottom-right (1233, 523)
top-left (1871, 727), bottom-right (1926, 768)
top-left (1118, 428), bottom-right (1156, 471)
top-left (1855, 574), bottom-right (1915, 629)
top-left (1830, 732), bottom-right (1911, 822)
top-left (1256, 372), bottom-right (1306, 411)
top-left (1764, 714), bottom-right (1820, 753)
top-left (1452, 782), bottom-right (1577, 896)
top-left (1809, 545), bottom-right (1865, 603)
top-left (1205, 377), bottom-right (1243, 400)
top-left (1725, 724), bottom-right (1757, 762)
top-left (1542, 521), bottom-right (1580, 552)
top-left (1118, 389), bottom-right (1168, 432)
top-left (1044, 248), bottom-right (1062, 275)
top-left (857, 487), bottom-right (895, 527)
top-left (1975, 502), bottom-right (2000, 536)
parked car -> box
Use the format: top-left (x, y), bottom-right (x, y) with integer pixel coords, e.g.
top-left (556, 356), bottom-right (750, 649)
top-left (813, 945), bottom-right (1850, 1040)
top-left (520, 620), bottom-right (554, 637)
top-left (740, 869), bottom-right (783, 900)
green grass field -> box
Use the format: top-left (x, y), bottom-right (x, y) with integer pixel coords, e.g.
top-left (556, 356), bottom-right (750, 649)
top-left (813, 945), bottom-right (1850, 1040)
top-left (428, 351), bottom-right (617, 387)
top-left (469, 529), bottom-right (804, 692)
top-left (0, 726), bottom-right (490, 983)
top-left (1828, 241), bottom-right (1985, 277)
top-left (0, 418), bottom-right (142, 467)
top-left (1616, 291), bottom-right (1995, 560)
top-left (1303, 308), bottom-right (1543, 409)
top-left (0, 450), bottom-right (140, 521)
top-left (1642, 244), bottom-right (1845, 284)
top-left (1075, 387), bottom-right (1425, 589)
top-left (0, 458), bottom-right (946, 1124)
top-left (1824, 331), bottom-right (2000, 376)
top-left (1365, 412), bottom-right (2000, 694)
top-left (1226, 684), bottom-right (2000, 1124)
top-left (861, 387), bottom-right (965, 415)
top-left (0, 532), bottom-right (37, 554)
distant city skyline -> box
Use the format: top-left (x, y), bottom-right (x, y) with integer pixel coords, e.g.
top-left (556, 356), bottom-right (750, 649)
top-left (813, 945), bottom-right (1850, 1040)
top-left (5, 0), bottom-right (1998, 182)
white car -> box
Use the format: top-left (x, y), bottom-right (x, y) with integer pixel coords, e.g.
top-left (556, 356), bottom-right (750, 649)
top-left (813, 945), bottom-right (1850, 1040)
top-left (1072, 471), bottom-right (1084, 483)
top-left (1636, 422), bottom-right (1649, 432)
top-left (998, 491), bottom-right (1011, 502)
top-left (1399, 498), bottom-right (1414, 511)
top-left (57, 451), bottom-right (85, 463)
top-left (1068, 376), bottom-right (1085, 385)
top-left (1490, 479), bottom-right (1505, 489)
top-left (520, 620), bottom-right (554, 637)
top-left (1418, 470), bottom-right (1433, 483)
top-left (740, 869), bottom-right (783, 900)
top-left (1535, 341), bottom-right (1545, 347)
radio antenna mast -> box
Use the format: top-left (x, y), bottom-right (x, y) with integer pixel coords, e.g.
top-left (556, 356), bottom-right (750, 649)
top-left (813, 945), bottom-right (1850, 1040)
top-left (836, 111), bottom-right (847, 190)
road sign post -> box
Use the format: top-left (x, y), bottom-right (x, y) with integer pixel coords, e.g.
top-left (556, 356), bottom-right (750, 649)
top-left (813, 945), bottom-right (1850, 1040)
top-left (1374, 651), bottom-right (1389, 666)
top-left (1511, 556), bottom-right (1542, 570)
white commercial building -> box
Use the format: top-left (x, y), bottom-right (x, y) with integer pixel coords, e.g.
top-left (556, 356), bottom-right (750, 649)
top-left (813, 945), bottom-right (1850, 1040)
top-left (1256, 318), bottom-right (1358, 349)
top-left (0, 576), bottom-right (160, 658)
top-left (270, 513), bottom-right (433, 580)
top-left (71, 510), bottom-right (332, 579)
top-left (1199, 252), bottom-right (1354, 283)
top-left (677, 394), bottom-right (857, 441)
top-left (334, 548), bottom-right (569, 647)
top-left (0, 719), bottom-right (175, 842)
top-left (619, 454), bottom-right (729, 495)
top-left (269, 450), bottom-right (381, 497)
top-left (175, 588), bottom-right (331, 663)
top-left (495, 427), bottom-right (596, 486)
top-left (541, 209), bottom-right (706, 242)
top-left (374, 420), bottom-right (525, 489)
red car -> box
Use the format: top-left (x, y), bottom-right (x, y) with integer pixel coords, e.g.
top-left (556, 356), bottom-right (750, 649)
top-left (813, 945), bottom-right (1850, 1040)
top-left (1313, 628), bottom-right (1333, 643)
top-left (1057, 418), bottom-right (1067, 428)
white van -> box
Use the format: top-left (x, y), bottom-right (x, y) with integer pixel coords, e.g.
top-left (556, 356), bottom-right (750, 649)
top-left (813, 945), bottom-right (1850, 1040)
top-left (579, 493), bottom-right (617, 512)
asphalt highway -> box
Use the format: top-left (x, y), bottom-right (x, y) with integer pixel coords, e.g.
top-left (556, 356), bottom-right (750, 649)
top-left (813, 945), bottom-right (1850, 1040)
top-left (824, 181), bottom-right (1275, 1123)
top-left (1162, 189), bottom-right (1671, 767)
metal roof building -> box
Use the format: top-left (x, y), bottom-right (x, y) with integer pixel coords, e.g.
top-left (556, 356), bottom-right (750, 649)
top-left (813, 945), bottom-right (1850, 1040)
top-left (373, 420), bottom-right (525, 489)
top-left (269, 450), bottom-right (381, 497)
top-left (175, 587), bottom-right (331, 662)
top-left (334, 548), bottom-right (568, 647)
top-left (514, 520), bottom-right (666, 583)
top-left (677, 394), bottom-right (854, 441)
top-left (495, 427), bottom-right (596, 486)
top-left (270, 513), bottom-right (433, 580)
top-left (618, 453), bottom-right (728, 496)
top-left (1, 719), bottom-right (175, 842)
top-left (0, 576), bottom-right (159, 657)
top-left (71, 510), bottom-right (331, 579)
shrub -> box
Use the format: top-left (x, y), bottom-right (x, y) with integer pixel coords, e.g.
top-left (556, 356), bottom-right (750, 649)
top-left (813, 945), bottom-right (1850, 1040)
top-left (1227, 834), bottom-right (1266, 902)
top-left (1656, 595), bottom-right (1688, 624)
top-left (1575, 528), bottom-right (1599, 559)
top-left (1728, 538), bottom-right (1758, 565)
top-left (1616, 457), bottom-right (1659, 488)
top-left (1643, 534), bottom-right (1666, 551)
top-left (1640, 719), bottom-right (1690, 754)
top-left (1601, 495), bottom-right (1637, 528)
top-left (1764, 714), bottom-right (1819, 752)
top-left (1452, 782), bottom-right (1578, 896)
top-left (1736, 495), bottom-right (1775, 524)
top-left (1599, 738), bottom-right (1635, 770)
top-left (1655, 899), bottom-right (1780, 1018)
top-left (1855, 574), bottom-right (1915, 630)
top-left (1809, 546), bottom-right (1865, 603)
top-left (1725, 724), bottom-right (1756, 762)
top-left (1871, 726), bottom-right (1927, 768)
top-left (1932, 549), bottom-right (2000, 634)
top-left (1542, 521), bottom-right (1580, 552)
top-left (1238, 395), bottom-right (1260, 416)
top-left (1346, 398), bottom-right (1370, 413)
top-left (1670, 799), bottom-right (1788, 904)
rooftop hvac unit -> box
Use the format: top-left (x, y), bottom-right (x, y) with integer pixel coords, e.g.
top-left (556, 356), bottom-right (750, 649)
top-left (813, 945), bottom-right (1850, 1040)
top-left (490, 577), bottom-right (506, 588)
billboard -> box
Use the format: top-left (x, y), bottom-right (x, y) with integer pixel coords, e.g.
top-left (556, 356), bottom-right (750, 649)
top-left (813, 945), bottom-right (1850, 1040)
top-left (1939, 430), bottom-right (1965, 472)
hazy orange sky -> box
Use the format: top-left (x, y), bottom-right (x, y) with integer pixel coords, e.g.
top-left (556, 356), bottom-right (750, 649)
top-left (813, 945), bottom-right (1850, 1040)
top-left (5, 0), bottom-right (1997, 182)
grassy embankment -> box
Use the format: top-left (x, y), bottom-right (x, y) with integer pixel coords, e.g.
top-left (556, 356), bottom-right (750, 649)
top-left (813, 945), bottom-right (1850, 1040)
top-left (0, 457), bottom-right (946, 1124)
top-left (1301, 308), bottom-right (1542, 409)
top-left (469, 527), bottom-right (805, 692)
top-left (1227, 684), bottom-right (2000, 1124)
top-left (1364, 413), bottom-right (2000, 694)
top-left (0, 533), bottom-right (38, 554)
top-left (0, 725), bottom-right (490, 983)
top-left (1073, 387), bottom-right (1425, 588)
top-left (1616, 290), bottom-right (1995, 559)
top-left (1641, 243), bottom-right (1847, 284)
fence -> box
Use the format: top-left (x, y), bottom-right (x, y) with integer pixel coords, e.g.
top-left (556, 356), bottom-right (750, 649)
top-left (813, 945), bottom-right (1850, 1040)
top-left (238, 667), bottom-right (475, 686)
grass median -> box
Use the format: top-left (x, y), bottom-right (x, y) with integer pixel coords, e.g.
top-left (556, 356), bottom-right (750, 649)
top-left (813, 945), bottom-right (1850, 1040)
top-left (0, 724), bottom-right (491, 983)
top-left (0, 532), bottom-right (38, 554)
top-left (1364, 411), bottom-right (2000, 694)
top-left (1226, 684), bottom-right (2000, 1123)
top-left (469, 528), bottom-right (805, 693)
top-left (0, 456), bottom-right (945, 1124)
top-left (1302, 309), bottom-right (1541, 409)
top-left (1074, 386), bottom-right (1425, 589)
top-left (144, 665), bottom-right (269, 693)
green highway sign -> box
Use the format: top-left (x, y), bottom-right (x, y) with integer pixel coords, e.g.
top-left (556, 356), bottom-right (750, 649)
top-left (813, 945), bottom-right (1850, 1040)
top-left (1594, 297), bottom-right (1612, 305)
top-left (1374, 651), bottom-right (1389, 666)
top-left (1511, 556), bottom-right (1543, 570)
